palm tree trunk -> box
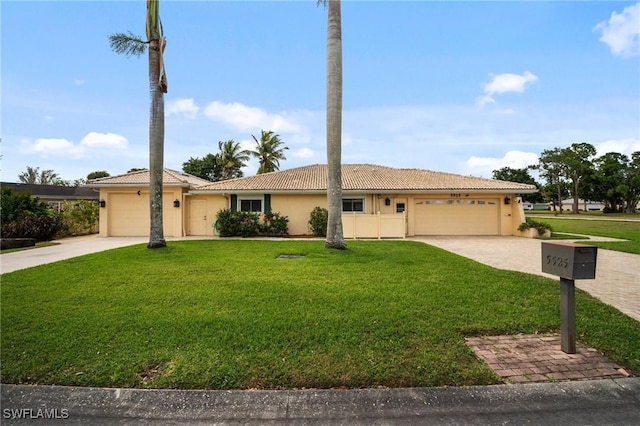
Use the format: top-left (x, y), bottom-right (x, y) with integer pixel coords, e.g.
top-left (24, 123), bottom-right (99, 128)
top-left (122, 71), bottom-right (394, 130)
top-left (147, 37), bottom-right (166, 248)
top-left (325, 0), bottom-right (346, 250)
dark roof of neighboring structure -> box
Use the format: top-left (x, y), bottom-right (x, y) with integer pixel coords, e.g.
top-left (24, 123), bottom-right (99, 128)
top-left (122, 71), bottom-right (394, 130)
top-left (193, 164), bottom-right (539, 194)
top-left (1, 182), bottom-right (99, 200)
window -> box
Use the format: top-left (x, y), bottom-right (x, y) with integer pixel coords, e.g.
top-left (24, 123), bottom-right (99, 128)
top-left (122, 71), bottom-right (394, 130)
top-left (240, 199), bottom-right (262, 212)
top-left (396, 203), bottom-right (405, 213)
top-left (342, 198), bottom-right (364, 212)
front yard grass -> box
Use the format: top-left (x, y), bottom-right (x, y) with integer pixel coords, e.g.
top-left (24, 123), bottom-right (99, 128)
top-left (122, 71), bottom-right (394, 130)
top-left (1, 240), bottom-right (638, 389)
top-left (531, 217), bottom-right (640, 254)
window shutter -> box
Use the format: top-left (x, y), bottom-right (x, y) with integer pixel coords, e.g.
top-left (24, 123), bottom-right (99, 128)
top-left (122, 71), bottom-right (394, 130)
top-left (264, 194), bottom-right (271, 213)
top-left (231, 194), bottom-right (237, 212)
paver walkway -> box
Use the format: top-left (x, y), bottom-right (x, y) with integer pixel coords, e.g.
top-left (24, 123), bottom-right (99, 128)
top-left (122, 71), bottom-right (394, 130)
top-left (465, 334), bottom-right (630, 384)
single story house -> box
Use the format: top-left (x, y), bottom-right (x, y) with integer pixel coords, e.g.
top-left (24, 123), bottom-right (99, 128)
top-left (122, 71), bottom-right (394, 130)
top-left (2, 182), bottom-right (99, 212)
top-left (559, 199), bottom-right (604, 212)
top-left (88, 164), bottom-right (537, 238)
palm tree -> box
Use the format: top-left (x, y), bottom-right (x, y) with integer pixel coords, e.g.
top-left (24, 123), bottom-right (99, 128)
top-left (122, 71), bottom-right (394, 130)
top-left (323, 0), bottom-right (346, 249)
top-left (109, 0), bottom-right (168, 249)
top-left (217, 140), bottom-right (250, 181)
top-left (18, 166), bottom-right (63, 185)
top-left (249, 130), bottom-right (289, 174)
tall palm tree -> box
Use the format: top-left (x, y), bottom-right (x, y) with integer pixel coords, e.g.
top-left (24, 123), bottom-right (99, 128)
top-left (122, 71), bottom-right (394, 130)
top-left (249, 130), bottom-right (289, 174)
top-left (323, 0), bottom-right (346, 249)
top-left (109, 0), bottom-right (168, 249)
top-left (217, 140), bottom-right (250, 181)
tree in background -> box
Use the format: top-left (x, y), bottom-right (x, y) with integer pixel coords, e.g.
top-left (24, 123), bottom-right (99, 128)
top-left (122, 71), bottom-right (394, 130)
top-left (18, 167), bottom-right (65, 186)
top-left (621, 152), bottom-right (640, 213)
top-left (87, 171), bottom-right (110, 180)
top-left (322, 0), bottom-right (346, 250)
top-left (491, 167), bottom-right (543, 203)
top-left (561, 142), bottom-right (596, 214)
top-left (535, 147), bottom-right (568, 213)
top-left (182, 154), bottom-right (222, 182)
top-left (249, 130), bottom-right (289, 174)
top-left (217, 140), bottom-right (250, 181)
top-left (109, 0), bottom-right (168, 248)
top-left (588, 152), bottom-right (627, 211)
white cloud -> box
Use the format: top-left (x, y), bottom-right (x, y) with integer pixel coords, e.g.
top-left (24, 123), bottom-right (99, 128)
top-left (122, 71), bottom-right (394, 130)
top-left (166, 98), bottom-right (199, 119)
top-left (477, 71), bottom-right (538, 107)
top-left (292, 147), bottom-right (315, 159)
top-left (594, 2), bottom-right (640, 58)
top-left (203, 101), bottom-right (301, 133)
top-left (595, 138), bottom-right (640, 157)
top-left (25, 138), bottom-right (85, 158)
top-left (80, 132), bottom-right (128, 149)
top-left (22, 132), bottom-right (128, 160)
top-left (74, 79), bottom-right (85, 85)
top-left (465, 150), bottom-right (539, 177)
top-left (44, 115), bottom-right (53, 121)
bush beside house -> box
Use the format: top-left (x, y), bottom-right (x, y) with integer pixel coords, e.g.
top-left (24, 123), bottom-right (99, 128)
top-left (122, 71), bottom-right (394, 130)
top-left (214, 209), bottom-right (289, 237)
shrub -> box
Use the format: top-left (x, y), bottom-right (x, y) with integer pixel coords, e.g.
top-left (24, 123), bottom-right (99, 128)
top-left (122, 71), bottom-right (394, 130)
top-left (261, 211), bottom-right (289, 237)
top-left (518, 218), bottom-right (553, 236)
top-left (0, 187), bottom-right (63, 241)
top-left (1, 210), bottom-right (63, 241)
top-left (58, 200), bottom-right (100, 237)
top-left (308, 207), bottom-right (328, 237)
top-left (214, 209), bottom-right (288, 237)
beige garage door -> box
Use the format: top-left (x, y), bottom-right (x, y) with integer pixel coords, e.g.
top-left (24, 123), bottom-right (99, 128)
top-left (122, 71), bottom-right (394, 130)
top-left (108, 193), bottom-right (175, 237)
top-left (414, 198), bottom-right (499, 235)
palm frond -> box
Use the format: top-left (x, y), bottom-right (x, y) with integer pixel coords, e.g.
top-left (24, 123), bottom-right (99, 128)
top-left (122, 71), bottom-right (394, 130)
top-left (109, 32), bottom-right (148, 57)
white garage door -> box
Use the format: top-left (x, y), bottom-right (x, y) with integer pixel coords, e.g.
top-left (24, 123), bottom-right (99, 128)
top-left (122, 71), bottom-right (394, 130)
top-left (414, 198), bottom-right (499, 235)
top-left (108, 193), bottom-right (175, 237)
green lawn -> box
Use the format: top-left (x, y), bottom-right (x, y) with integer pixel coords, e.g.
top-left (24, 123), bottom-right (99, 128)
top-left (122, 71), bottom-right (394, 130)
top-left (526, 216), bottom-right (640, 254)
top-left (1, 240), bottom-right (638, 389)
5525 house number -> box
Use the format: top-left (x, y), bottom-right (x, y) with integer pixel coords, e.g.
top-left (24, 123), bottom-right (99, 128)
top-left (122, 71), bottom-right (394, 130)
top-left (545, 255), bottom-right (569, 269)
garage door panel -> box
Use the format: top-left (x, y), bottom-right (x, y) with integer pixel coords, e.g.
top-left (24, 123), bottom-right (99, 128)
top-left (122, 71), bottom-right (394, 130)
top-left (414, 198), bottom-right (499, 235)
top-left (109, 193), bottom-right (175, 237)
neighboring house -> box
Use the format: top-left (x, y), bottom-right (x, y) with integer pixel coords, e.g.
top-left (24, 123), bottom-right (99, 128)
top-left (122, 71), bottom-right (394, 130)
top-left (1, 182), bottom-right (99, 212)
top-left (560, 199), bottom-right (604, 212)
top-left (88, 164), bottom-right (538, 238)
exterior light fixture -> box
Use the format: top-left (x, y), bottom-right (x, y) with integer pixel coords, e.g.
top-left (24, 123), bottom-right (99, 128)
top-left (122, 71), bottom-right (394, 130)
top-left (504, 197), bottom-right (511, 205)
top-left (99, 199), bottom-right (106, 208)
top-left (385, 198), bottom-right (391, 206)
top-left (173, 199), bottom-right (180, 208)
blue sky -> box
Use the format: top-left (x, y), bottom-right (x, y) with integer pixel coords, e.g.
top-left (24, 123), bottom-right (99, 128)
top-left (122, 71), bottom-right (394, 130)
top-left (2, 0), bottom-right (639, 183)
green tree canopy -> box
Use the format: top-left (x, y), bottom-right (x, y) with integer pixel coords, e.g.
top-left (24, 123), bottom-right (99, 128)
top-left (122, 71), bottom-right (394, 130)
top-left (217, 140), bottom-right (250, 181)
top-left (491, 167), bottom-right (543, 203)
top-left (182, 154), bottom-right (221, 182)
top-left (249, 130), bottom-right (289, 174)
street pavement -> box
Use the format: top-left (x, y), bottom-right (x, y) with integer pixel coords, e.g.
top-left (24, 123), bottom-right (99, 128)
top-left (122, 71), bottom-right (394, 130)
top-left (1, 234), bottom-right (639, 424)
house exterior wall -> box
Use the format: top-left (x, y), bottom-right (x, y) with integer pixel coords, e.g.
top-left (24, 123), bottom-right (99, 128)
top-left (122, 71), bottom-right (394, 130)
top-left (185, 194), bottom-right (227, 236)
top-left (98, 190), bottom-right (528, 238)
top-left (270, 194), bottom-right (327, 235)
top-left (98, 187), bottom-right (185, 237)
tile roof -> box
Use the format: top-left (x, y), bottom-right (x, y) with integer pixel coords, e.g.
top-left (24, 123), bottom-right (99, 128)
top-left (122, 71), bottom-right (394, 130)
top-left (87, 169), bottom-right (211, 188)
top-left (193, 164), bottom-right (538, 193)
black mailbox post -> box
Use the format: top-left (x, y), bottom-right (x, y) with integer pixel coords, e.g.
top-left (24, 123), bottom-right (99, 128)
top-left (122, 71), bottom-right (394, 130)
top-left (541, 241), bottom-right (598, 354)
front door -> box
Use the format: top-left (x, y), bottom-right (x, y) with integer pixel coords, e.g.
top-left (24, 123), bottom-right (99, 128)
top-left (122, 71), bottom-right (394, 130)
top-left (189, 199), bottom-right (207, 236)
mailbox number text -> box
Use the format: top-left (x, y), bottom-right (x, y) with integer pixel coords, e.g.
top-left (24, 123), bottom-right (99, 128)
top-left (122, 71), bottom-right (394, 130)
top-left (546, 255), bottom-right (569, 268)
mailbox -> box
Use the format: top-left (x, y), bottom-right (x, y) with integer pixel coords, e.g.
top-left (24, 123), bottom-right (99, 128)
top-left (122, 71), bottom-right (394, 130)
top-left (541, 241), bottom-right (597, 280)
